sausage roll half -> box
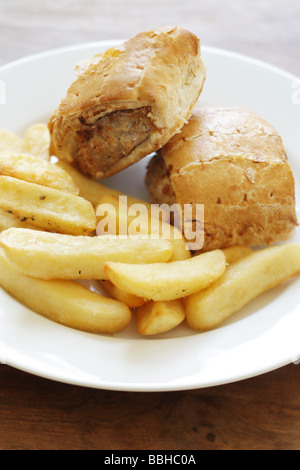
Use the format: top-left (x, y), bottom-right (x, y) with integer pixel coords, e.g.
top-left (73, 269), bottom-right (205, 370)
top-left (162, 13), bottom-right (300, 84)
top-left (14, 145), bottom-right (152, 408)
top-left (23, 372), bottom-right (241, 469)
top-left (48, 26), bottom-right (206, 179)
top-left (146, 107), bottom-right (298, 251)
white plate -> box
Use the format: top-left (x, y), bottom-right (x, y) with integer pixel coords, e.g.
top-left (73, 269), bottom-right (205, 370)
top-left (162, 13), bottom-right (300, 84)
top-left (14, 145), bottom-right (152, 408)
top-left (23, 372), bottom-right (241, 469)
top-left (0, 41), bottom-right (299, 391)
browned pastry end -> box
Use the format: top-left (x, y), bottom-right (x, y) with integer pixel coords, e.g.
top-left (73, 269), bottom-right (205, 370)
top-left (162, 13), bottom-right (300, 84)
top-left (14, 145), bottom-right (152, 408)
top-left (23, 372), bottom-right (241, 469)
top-left (146, 106), bottom-right (298, 251)
top-left (145, 152), bottom-right (177, 206)
top-left (48, 26), bottom-right (206, 179)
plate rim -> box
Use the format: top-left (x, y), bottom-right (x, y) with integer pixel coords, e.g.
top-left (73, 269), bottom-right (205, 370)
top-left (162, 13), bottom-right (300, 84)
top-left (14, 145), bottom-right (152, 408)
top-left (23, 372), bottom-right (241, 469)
top-left (1, 40), bottom-right (299, 83)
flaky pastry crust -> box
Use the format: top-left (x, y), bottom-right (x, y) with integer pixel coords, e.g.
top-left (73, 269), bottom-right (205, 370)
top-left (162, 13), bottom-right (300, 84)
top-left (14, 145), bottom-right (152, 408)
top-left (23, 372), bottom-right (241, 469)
top-left (147, 107), bottom-right (298, 251)
top-left (48, 26), bottom-right (206, 179)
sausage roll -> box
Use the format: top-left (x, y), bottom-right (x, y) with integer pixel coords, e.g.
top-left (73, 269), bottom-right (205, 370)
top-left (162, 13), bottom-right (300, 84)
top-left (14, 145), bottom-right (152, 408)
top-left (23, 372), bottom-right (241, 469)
top-left (48, 26), bottom-right (206, 179)
top-left (146, 106), bottom-right (298, 251)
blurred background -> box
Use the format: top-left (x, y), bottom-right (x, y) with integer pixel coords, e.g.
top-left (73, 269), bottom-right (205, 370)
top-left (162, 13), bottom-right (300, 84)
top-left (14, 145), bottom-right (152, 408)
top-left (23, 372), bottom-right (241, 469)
top-left (0, 0), bottom-right (299, 75)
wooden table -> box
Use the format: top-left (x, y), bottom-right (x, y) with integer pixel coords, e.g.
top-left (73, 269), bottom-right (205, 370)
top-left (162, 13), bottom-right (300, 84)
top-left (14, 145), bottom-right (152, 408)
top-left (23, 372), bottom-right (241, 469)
top-left (0, 0), bottom-right (300, 451)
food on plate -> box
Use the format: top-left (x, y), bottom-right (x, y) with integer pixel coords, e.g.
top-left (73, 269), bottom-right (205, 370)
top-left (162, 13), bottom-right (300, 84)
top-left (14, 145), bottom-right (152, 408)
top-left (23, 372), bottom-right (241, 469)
top-left (145, 150), bottom-right (177, 207)
top-left (55, 160), bottom-right (122, 206)
top-left (101, 280), bottom-right (146, 308)
top-left (146, 106), bottom-right (298, 252)
top-left (0, 152), bottom-right (79, 194)
top-left (193, 245), bottom-right (253, 263)
top-left (0, 228), bottom-right (173, 280)
top-left (0, 128), bottom-right (24, 153)
top-left (57, 159), bottom-right (168, 214)
top-left (136, 299), bottom-right (185, 336)
top-left (104, 249), bottom-right (227, 302)
top-left (0, 129), bottom-right (24, 152)
top-left (0, 248), bottom-right (131, 334)
top-left (48, 26), bottom-right (206, 179)
top-left (0, 176), bottom-right (96, 235)
top-left (96, 193), bottom-right (170, 224)
top-left (0, 207), bottom-right (37, 232)
top-left (22, 123), bottom-right (51, 161)
top-left (185, 243), bottom-right (300, 331)
top-left (0, 124), bottom-right (50, 160)
top-left (134, 232), bottom-right (252, 338)
top-left (0, 27), bottom-right (299, 340)
top-left (96, 193), bottom-right (187, 305)
top-left (221, 245), bottom-right (253, 264)
top-left (96, 194), bottom-right (191, 261)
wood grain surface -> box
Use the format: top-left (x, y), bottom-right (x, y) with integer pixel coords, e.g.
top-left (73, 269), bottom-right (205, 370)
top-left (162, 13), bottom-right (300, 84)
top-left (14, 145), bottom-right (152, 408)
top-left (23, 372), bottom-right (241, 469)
top-left (0, 0), bottom-right (300, 451)
top-left (0, 0), bottom-right (299, 75)
top-left (1, 364), bottom-right (300, 450)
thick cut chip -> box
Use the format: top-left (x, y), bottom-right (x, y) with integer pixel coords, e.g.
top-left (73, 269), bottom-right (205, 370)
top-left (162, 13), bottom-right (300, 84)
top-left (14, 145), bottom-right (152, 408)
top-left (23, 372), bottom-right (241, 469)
top-left (0, 129), bottom-right (24, 153)
top-left (0, 228), bottom-right (173, 280)
top-left (136, 299), bottom-right (185, 336)
top-left (96, 195), bottom-right (191, 261)
top-left (0, 248), bottom-right (131, 334)
top-left (56, 160), bottom-right (122, 206)
top-left (0, 208), bottom-right (38, 232)
top-left (0, 152), bottom-right (79, 194)
top-left (0, 176), bottom-right (96, 235)
top-left (221, 245), bottom-right (253, 265)
top-left (23, 123), bottom-right (51, 161)
top-left (101, 280), bottom-right (146, 308)
top-left (104, 250), bottom-right (226, 302)
top-left (185, 243), bottom-right (300, 331)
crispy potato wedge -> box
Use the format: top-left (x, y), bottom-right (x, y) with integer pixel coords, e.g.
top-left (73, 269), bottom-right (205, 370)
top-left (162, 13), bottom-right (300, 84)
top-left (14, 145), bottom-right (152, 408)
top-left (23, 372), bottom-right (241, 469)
top-left (0, 129), bottom-right (24, 153)
top-left (186, 243), bottom-right (300, 331)
top-left (136, 299), bottom-right (185, 336)
top-left (222, 245), bottom-right (253, 265)
top-left (101, 280), bottom-right (146, 308)
top-left (0, 152), bottom-right (79, 194)
top-left (0, 176), bottom-right (96, 235)
top-left (56, 160), bottom-right (122, 206)
top-left (133, 243), bottom-right (251, 336)
top-left (104, 250), bottom-right (226, 302)
top-left (0, 228), bottom-right (173, 280)
top-left (96, 195), bottom-right (191, 261)
top-left (0, 248), bottom-right (131, 334)
top-left (0, 208), bottom-right (38, 232)
top-left (193, 245), bottom-right (253, 262)
top-left (96, 194), bottom-right (183, 303)
top-left (22, 123), bottom-right (51, 161)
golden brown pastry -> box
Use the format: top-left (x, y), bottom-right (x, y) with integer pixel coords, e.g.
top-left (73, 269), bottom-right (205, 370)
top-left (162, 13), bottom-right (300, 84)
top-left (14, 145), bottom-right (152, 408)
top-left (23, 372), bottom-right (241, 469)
top-left (146, 106), bottom-right (298, 251)
top-left (48, 26), bottom-right (206, 179)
